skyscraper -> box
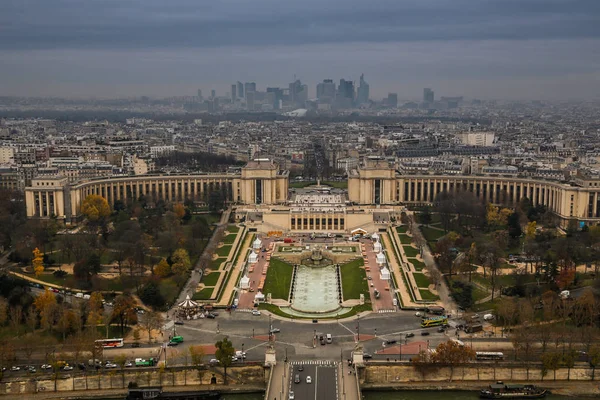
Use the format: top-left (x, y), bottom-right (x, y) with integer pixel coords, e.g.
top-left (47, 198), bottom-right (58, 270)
top-left (336, 79), bottom-right (355, 108)
top-left (356, 74), bottom-right (370, 105)
top-left (231, 84), bottom-right (237, 102)
top-left (289, 79), bottom-right (308, 106)
top-left (237, 81), bottom-right (244, 99)
top-left (211, 89), bottom-right (216, 99)
top-left (387, 93), bottom-right (398, 108)
top-left (197, 89), bottom-right (203, 101)
top-left (423, 88), bottom-right (434, 103)
top-left (317, 79), bottom-right (336, 101)
top-left (244, 82), bottom-right (256, 95)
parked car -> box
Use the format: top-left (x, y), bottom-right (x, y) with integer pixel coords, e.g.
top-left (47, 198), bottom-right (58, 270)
top-left (28, 367), bottom-right (36, 373)
top-left (125, 362), bottom-right (133, 367)
top-left (385, 339), bottom-right (397, 344)
top-left (174, 321), bottom-right (184, 325)
top-left (41, 364), bottom-right (52, 370)
top-left (131, 343), bottom-right (140, 348)
top-left (438, 326), bottom-right (446, 333)
top-left (206, 313), bottom-right (216, 319)
top-left (363, 354), bottom-right (373, 359)
top-left (167, 341), bottom-right (179, 346)
top-left (405, 332), bottom-right (415, 338)
top-left (420, 331), bottom-right (430, 336)
top-left (10, 366), bottom-right (20, 371)
top-left (270, 328), bottom-right (281, 334)
top-left (63, 365), bottom-right (74, 371)
top-left (252, 310), bottom-right (261, 316)
top-left (289, 391), bottom-right (295, 400)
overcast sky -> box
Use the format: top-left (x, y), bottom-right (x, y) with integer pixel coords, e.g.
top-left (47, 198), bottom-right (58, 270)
top-left (1, 0), bottom-right (599, 100)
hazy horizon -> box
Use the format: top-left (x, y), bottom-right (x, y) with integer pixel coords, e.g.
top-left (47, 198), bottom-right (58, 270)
top-left (1, 0), bottom-right (600, 101)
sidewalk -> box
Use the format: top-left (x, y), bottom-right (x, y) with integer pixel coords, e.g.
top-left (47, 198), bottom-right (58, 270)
top-left (216, 230), bottom-right (253, 307)
top-left (380, 232), bottom-right (421, 307)
top-left (265, 363), bottom-right (287, 400)
top-left (338, 362), bottom-right (360, 400)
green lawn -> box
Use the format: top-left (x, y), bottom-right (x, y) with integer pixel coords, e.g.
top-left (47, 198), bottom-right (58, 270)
top-left (398, 234), bottom-right (412, 244)
top-left (227, 225), bottom-right (240, 233)
top-left (413, 273), bottom-right (431, 288)
top-left (192, 287), bottom-right (214, 301)
top-left (340, 259), bottom-right (369, 300)
top-left (420, 225), bottom-right (445, 242)
top-left (258, 302), bottom-right (371, 320)
top-left (473, 287), bottom-right (489, 302)
top-left (223, 234), bottom-right (237, 245)
top-left (263, 258), bottom-right (294, 300)
top-left (209, 257), bottom-right (226, 270)
top-left (396, 226), bottom-right (408, 234)
top-left (216, 245), bottom-right (232, 257)
top-left (403, 245), bottom-right (419, 258)
top-left (408, 258), bottom-right (426, 271)
top-left (419, 289), bottom-right (440, 301)
top-left (202, 272), bottom-right (221, 287)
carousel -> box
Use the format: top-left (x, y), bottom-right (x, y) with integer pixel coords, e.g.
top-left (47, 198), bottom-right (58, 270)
top-left (176, 295), bottom-right (202, 320)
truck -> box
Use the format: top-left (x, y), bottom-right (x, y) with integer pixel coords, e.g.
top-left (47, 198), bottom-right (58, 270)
top-left (170, 335), bottom-right (184, 344)
top-left (374, 289), bottom-right (380, 299)
top-left (135, 358), bottom-right (155, 367)
top-left (426, 306), bottom-right (446, 315)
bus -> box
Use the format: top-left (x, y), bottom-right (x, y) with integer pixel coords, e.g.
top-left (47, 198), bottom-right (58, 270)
top-left (476, 352), bottom-right (504, 361)
top-left (95, 338), bottom-right (124, 348)
top-left (451, 338), bottom-right (465, 347)
top-left (421, 316), bottom-right (448, 328)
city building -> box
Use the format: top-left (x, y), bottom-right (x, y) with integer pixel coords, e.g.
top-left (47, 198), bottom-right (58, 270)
top-left (356, 74), bottom-right (369, 105)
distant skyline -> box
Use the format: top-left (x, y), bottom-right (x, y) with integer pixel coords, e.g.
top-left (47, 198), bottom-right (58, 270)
top-left (1, 0), bottom-right (600, 100)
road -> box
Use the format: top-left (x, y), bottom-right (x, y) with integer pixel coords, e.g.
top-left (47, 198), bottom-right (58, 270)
top-left (289, 362), bottom-right (337, 400)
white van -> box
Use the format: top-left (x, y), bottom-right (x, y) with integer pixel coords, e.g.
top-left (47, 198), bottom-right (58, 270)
top-left (233, 299), bottom-right (239, 307)
top-left (83, 294), bottom-right (90, 300)
top-left (392, 298), bottom-right (398, 307)
top-left (483, 313), bottom-right (494, 321)
top-left (326, 334), bottom-right (332, 344)
top-left (75, 293), bottom-right (84, 299)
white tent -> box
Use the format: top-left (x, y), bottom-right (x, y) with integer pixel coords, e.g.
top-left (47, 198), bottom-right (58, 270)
top-left (240, 275), bottom-right (250, 289)
top-left (254, 292), bottom-right (265, 302)
top-left (376, 251), bottom-right (386, 265)
top-left (371, 233), bottom-right (380, 241)
top-left (380, 266), bottom-right (390, 281)
top-left (248, 252), bottom-right (258, 264)
top-left (373, 241), bottom-right (382, 253)
top-left (252, 237), bottom-right (262, 249)
top-left (178, 295), bottom-right (198, 309)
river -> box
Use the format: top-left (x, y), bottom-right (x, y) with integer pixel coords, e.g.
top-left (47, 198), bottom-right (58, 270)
top-left (362, 390), bottom-right (577, 399)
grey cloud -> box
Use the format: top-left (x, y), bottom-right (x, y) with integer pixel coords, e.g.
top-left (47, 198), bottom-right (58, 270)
top-left (1, 0), bottom-right (599, 49)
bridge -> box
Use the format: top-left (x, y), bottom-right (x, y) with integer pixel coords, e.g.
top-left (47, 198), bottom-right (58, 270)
top-left (265, 360), bottom-right (360, 400)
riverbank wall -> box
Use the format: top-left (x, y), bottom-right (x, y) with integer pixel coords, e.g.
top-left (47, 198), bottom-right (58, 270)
top-left (360, 363), bottom-right (600, 396)
top-left (0, 365), bottom-right (266, 396)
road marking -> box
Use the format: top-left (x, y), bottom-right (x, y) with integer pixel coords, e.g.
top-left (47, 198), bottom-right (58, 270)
top-left (314, 364), bottom-right (318, 400)
top-left (338, 322), bottom-right (355, 335)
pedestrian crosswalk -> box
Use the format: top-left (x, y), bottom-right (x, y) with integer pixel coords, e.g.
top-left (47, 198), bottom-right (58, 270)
top-left (377, 309), bottom-right (396, 313)
top-left (290, 360), bottom-right (335, 366)
top-left (236, 308), bottom-right (254, 313)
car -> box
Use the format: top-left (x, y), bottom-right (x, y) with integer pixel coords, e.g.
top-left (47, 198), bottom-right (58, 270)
top-left (312, 319), bottom-right (318, 323)
top-left (298, 365), bottom-right (304, 372)
top-left (252, 310), bottom-right (261, 316)
top-left (306, 376), bottom-right (312, 384)
top-left (137, 309), bottom-right (145, 315)
top-left (41, 364), bottom-right (52, 370)
top-left (209, 359), bottom-right (219, 365)
top-left (289, 391), bottom-right (295, 399)
top-left (168, 341), bottom-right (179, 346)
top-left (174, 321), bottom-right (184, 325)
top-left (405, 332), bottom-right (415, 338)
top-left (294, 374), bottom-right (300, 384)
top-left (385, 339), bottom-right (397, 345)
top-left (421, 331), bottom-right (430, 336)
top-left (362, 354), bottom-right (373, 359)
top-left (63, 365), bottom-right (73, 371)
top-left (438, 326), bottom-right (446, 333)
top-left (231, 356), bottom-right (238, 362)
top-left (11, 366), bottom-right (20, 371)
top-left (104, 363), bottom-right (117, 369)
top-left (269, 328), bottom-right (281, 334)
top-left (415, 311), bottom-right (424, 317)
top-left (206, 313), bottom-right (216, 319)
top-left (125, 362), bottom-right (133, 367)
top-left (131, 343), bottom-right (140, 348)
top-left (28, 367), bottom-right (36, 373)
top-left (367, 275), bottom-right (372, 280)
top-left (78, 363), bottom-right (87, 370)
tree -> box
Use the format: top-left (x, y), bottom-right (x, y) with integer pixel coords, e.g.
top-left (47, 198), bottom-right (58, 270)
top-left (139, 281), bottom-right (166, 309)
top-left (140, 311), bottom-right (164, 343)
top-left (9, 305), bottom-right (22, 331)
top-left (133, 328), bottom-right (141, 344)
top-left (525, 221), bottom-right (537, 239)
top-left (0, 297), bottom-right (7, 326)
top-left (507, 211), bottom-right (522, 239)
top-left (81, 195), bottom-right (111, 222)
top-left (34, 288), bottom-right (57, 315)
top-left (431, 340), bottom-right (476, 381)
top-left (541, 352), bottom-right (561, 381)
top-left (420, 206), bottom-right (432, 226)
top-left (589, 345), bottom-right (600, 381)
top-left (171, 248), bottom-right (191, 276)
top-left (215, 337), bottom-right (235, 384)
top-left (111, 294), bottom-right (137, 335)
top-left (154, 258), bottom-right (171, 278)
top-left (173, 203), bottom-right (186, 220)
top-left (114, 354), bottom-right (128, 387)
top-left (190, 345), bottom-right (206, 383)
top-left (32, 247), bottom-right (44, 277)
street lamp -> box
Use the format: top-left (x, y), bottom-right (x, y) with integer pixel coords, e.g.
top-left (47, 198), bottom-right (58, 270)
top-left (242, 343), bottom-right (244, 364)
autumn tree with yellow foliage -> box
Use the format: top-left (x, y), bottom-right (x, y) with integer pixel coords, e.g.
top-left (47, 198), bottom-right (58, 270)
top-left (80, 195), bottom-right (111, 222)
top-left (32, 247), bottom-right (44, 277)
top-left (154, 258), bottom-right (171, 278)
